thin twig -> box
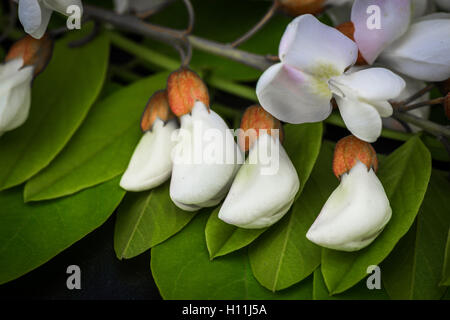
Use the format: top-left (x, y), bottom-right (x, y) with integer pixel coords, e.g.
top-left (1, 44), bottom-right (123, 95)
top-left (182, 0), bottom-right (195, 35)
top-left (182, 38), bottom-right (192, 67)
top-left (393, 111), bottom-right (450, 139)
top-left (0, 0), bottom-right (17, 44)
top-left (401, 83), bottom-right (435, 105)
top-left (229, 1), bottom-right (279, 48)
top-left (398, 96), bottom-right (445, 112)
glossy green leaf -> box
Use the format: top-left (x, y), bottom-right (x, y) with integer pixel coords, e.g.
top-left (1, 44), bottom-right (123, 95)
top-left (204, 123), bottom-right (322, 261)
top-left (205, 207), bottom-right (267, 259)
top-left (322, 136), bottom-right (432, 295)
top-left (23, 73), bottom-right (169, 202)
top-left (151, 213), bottom-right (314, 300)
top-left (313, 268), bottom-right (389, 300)
top-left (442, 229), bottom-right (450, 286)
top-left (0, 26), bottom-right (109, 191)
top-left (382, 170), bottom-right (450, 299)
top-left (0, 177), bottom-right (125, 284)
top-left (114, 182), bottom-right (196, 260)
top-left (248, 141), bottom-right (336, 292)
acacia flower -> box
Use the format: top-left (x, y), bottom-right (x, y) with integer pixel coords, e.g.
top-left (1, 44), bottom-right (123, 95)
top-left (168, 68), bottom-right (243, 211)
top-left (218, 106), bottom-right (299, 229)
top-left (379, 14), bottom-right (450, 82)
top-left (306, 135), bottom-right (391, 252)
top-left (16, 0), bottom-right (83, 39)
top-left (0, 34), bottom-right (52, 137)
top-left (256, 14), bottom-right (405, 143)
top-left (120, 90), bottom-right (178, 192)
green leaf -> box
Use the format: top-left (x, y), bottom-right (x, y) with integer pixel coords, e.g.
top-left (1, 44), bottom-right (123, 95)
top-left (248, 141), bottom-right (336, 292)
top-left (204, 123), bottom-right (322, 261)
top-left (313, 268), bottom-right (389, 300)
top-left (151, 213), bottom-right (313, 299)
top-left (205, 207), bottom-right (267, 259)
top-left (322, 136), bottom-right (432, 295)
top-left (24, 73), bottom-right (169, 202)
top-left (382, 170), bottom-right (450, 299)
top-left (442, 229), bottom-right (450, 286)
top-left (0, 26), bottom-right (109, 191)
top-left (0, 177), bottom-right (125, 284)
top-left (114, 182), bottom-right (196, 260)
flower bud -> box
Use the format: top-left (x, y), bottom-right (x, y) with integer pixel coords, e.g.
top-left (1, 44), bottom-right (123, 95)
top-left (141, 89), bottom-right (176, 131)
top-left (167, 67), bottom-right (209, 116)
top-left (277, 0), bottom-right (325, 16)
top-left (333, 135), bottom-right (378, 179)
top-left (5, 34), bottom-right (53, 76)
top-left (238, 105), bottom-right (284, 152)
top-left (335, 22), bottom-right (367, 65)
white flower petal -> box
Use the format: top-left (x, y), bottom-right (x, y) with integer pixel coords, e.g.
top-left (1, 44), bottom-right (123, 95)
top-left (219, 134), bottom-right (299, 229)
top-left (336, 95), bottom-right (382, 143)
top-left (279, 14), bottom-right (358, 75)
top-left (18, 0), bottom-right (53, 39)
top-left (256, 63), bottom-right (333, 124)
top-left (43, 0), bottom-right (83, 16)
top-left (331, 68), bottom-right (405, 101)
top-left (170, 102), bottom-right (243, 211)
top-left (351, 0), bottom-right (411, 64)
top-left (380, 18), bottom-right (450, 81)
top-left (0, 60), bottom-right (34, 136)
top-left (120, 119), bottom-right (177, 192)
top-left (306, 161), bottom-right (392, 252)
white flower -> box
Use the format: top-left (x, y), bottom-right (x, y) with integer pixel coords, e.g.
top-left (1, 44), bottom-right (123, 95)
top-left (113, 0), bottom-right (170, 15)
top-left (120, 118), bottom-right (178, 192)
top-left (17, 0), bottom-right (83, 39)
top-left (306, 161), bottom-right (392, 252)
top-left (379, 15), bottom-right (450, 81)
top-left (256, 14), bottom-right (405, 143)
top-left (219, 133), bottom-right (299, 229)
top-left (0, 58), bottom-right (34, 137)
top-left (170, 101), bottom-right (243, 211)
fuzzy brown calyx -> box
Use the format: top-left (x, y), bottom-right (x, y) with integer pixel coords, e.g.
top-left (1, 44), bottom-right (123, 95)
top-left (277, 0), bottom-right (325, 16)
top-left (238, 105), bottom-right (284, 152)
top-left (167, 67), bottom-right (210, 117)
top-left (5, 34), bottom-right (53, 77)
top-left (141, 89), bottom-right (176, 131)
top-left (333, 135), bottom-right (378, 179)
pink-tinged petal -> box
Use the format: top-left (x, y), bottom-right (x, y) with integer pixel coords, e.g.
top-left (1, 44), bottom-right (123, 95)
top-left (256, 63), bottom-right (332, 124)
top-left (336, 96), bottom-right (382, 142)
top-left (380, 18), bottom-right (450, 81)
top-left (351, 0), bottom-right (411, 64)
top-left (279, 14), bottom-right (358, 76)
top-left (331, 68), bottom-right (405, 101)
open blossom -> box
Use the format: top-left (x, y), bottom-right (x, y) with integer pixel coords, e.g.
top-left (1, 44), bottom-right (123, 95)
top-left (17, 0), bottom-right (83, 39)
top-left (306, 136), bottom-right (391, 251)
top-left (256, 14), bottom-right (405, 143)
top-left (120, 90), bottom-right (178, 192)
top-left (168, 69), bottom-right (243, 211)
top-left (379, 14), bottom-right (450, 82)
top-left (219, 106), bottom-right (299, 229)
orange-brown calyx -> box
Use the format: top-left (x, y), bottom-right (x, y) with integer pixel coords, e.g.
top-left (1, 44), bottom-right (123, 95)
top-left (277, 0), bottom-right (325, 16)
top-left (5, 34), bottom-right (53, 77)
top-left (335, 22), bottom-right (367, 66)
top-left (167, 67), bottom-right (210, 117)
top-left (438, 78), bottom-right (450, 96)
top-left (333, 135), bottom-right (378, 179)
top-left (141, 89), bottom-right (176, 131)
top-left (238, 105), bottom-right (284, 152)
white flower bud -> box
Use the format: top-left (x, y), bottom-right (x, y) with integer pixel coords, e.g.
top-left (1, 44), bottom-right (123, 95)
top-left (218, 133), bottom-right (299, 229)
top-left (306, 161), bottom-right (392, 251)
top-left (0, 58), bottom-right (34, 137)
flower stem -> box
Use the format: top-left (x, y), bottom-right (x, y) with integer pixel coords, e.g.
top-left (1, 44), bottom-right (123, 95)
top-left (398, 96), bottom-right (445, 112)
top-left (393, 111), bottom-right (450, 139)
